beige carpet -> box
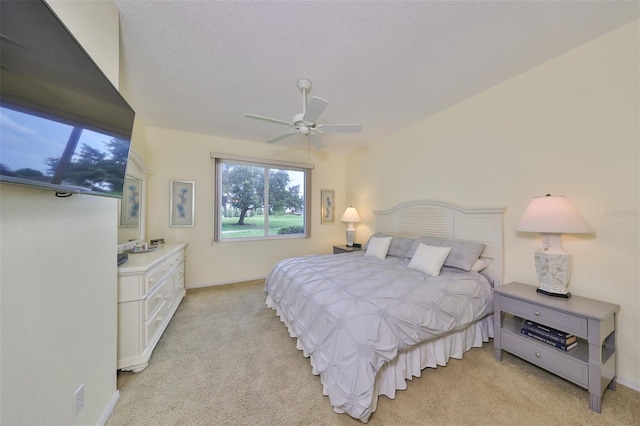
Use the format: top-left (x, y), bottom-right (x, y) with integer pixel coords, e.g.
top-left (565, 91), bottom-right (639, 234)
top-left (107, 281), bottom-right (639, 426)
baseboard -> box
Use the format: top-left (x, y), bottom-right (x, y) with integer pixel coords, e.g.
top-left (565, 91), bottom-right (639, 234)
top-left (96, 390), bottom-right (119, 426)
top-left (186, 275), bottom-right (267, 289)
top-left (617, 376), bottom-right (640, 392)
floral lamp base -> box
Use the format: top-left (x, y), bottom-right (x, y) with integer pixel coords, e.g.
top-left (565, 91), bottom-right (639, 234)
top-left (534, 250), bottom-right (572, 298)
top-left (345, 229), bottom-right (356, 247)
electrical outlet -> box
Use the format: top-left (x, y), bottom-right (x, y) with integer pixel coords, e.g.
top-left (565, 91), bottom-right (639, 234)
top-left (74, 384), bottom-right (84, 415)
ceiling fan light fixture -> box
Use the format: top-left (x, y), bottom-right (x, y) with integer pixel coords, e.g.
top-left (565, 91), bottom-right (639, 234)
top-left (244, 78), bottom-right (361, 150)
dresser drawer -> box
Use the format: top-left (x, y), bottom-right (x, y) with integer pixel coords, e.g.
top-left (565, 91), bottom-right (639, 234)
top-left (145, 279), bottom-right (171, 320)
top-left (145, 264), bottom-right (167, 293)
top-left (502, 330), bottom-right (588, 387)
top-left (145, 254), bottom-right (182, 293)
top-left (173, 263), bottom-right (184, 288)
top-left (144, 298), bottom-right (172, 347)
top-left (501, 297), bottom-right (587, 337)
top-left (171, 251), bottom-right (184, 267)
top-left (163, 252), bottom-right (183, 275)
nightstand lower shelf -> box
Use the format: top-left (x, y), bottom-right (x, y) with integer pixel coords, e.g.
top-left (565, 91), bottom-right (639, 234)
top-left (501, 316), bottom-right (590, 387)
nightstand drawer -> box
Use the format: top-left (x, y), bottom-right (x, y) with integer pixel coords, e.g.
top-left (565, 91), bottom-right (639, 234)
top-left (501, 297), bottom-right (587, 337)
top-left (502, 330), bottom-right (588, 387)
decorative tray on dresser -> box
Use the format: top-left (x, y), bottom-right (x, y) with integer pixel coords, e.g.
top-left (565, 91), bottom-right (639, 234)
top-left (117, 242), bottom-right (187, 372)
top-left (493, 282), bottom-right (619, 413)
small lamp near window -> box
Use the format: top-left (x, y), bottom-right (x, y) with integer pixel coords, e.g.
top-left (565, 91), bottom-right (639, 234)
top-left (515, 194), bottom-right (593, 298)
top-left (340, 207), bottom-right (362, 247)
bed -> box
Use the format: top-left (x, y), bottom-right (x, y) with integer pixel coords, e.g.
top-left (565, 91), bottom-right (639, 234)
top-left (265, 200), bottom-right (505, 422)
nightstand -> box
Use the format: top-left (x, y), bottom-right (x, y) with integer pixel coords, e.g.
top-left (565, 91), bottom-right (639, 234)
top-left (493, 282), bottom-right (619, 413)
top-left (332, 245), bottom-right (362, 254)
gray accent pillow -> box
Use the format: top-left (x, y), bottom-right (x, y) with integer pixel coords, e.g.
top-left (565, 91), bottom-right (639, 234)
top-left (439, 239), bottom-right (486, 272)
top-left (364, 234), bottom-right (415, 258)
top-left (387, 237), bottom-right (415, 258)
top-left (405, 236), bottom-right (444, 258)
top-left (406, 237), bottom-right (486, 272)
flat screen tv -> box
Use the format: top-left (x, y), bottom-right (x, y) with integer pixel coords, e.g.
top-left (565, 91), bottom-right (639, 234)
top-left (0, 0), bottom-right (135, 198)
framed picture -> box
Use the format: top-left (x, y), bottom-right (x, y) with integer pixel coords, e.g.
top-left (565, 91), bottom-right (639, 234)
top-left (170, 180), bottom-right (195, 227)
top-left (120, 177), bottom-right (141, 227)
top-left (321, 189), bottom-right (335, 224)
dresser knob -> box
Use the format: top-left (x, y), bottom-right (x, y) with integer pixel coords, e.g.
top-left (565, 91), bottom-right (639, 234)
top-left (535, 353), bottom-right (541, 358)
top-left (534, 311), bottom-right (540, 316)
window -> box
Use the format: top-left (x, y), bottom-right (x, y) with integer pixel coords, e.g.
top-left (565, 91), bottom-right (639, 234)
top-left (212, 154), bottom-right (312, 241)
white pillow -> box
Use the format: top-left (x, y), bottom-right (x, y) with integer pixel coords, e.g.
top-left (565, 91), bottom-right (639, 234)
top-left (364, 237), bottom-right (393, 260)
top-left (407, 243), bottom-right (452, 277)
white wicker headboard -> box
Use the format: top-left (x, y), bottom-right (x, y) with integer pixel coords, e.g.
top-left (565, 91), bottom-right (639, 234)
top-left (373, 200), bottom-right (506, 286)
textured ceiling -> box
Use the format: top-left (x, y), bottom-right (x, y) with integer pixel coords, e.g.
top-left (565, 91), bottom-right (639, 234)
top-left (114, 0), bottom-right (638, 154)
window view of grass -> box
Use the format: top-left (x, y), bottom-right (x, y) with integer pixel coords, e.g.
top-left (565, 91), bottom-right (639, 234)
top-left (221, 214), bottom-right (304, 238)
top-left (218, 161), bottom-right (307, 240)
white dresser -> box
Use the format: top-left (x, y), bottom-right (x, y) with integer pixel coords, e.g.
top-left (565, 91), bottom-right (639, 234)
top-left (117, 242), bottom-right (187, 372)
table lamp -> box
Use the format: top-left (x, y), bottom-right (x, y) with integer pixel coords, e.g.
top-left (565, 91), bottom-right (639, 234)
top-left (515, 194), bottom-right (593, 298)
top-left (340, 207), bottom-right (362, 247)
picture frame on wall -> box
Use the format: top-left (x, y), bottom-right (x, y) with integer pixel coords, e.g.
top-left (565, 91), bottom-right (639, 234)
top-left (170, 180), bottom-right (195, 227)
top-left (120, 177), bottom-right (141, 227)
top-left (321, 189), bottom-right (335, 224)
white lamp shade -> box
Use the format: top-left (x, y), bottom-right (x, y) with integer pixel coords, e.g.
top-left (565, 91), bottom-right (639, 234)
top-left (515, 195), bottom-right (592, 234)
top-left (340, 207), bottom-right (362, 223)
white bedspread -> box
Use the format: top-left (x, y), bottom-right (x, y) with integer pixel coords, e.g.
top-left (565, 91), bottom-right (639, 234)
top-left (264, 252), bottom-right (493, 422)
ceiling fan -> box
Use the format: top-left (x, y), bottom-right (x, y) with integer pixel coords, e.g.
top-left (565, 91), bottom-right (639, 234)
top-left (245, 78), bottom-right (362, 149)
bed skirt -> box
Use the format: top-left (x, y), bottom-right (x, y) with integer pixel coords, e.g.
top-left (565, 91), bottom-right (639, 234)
top-left (266, 294), bottom-right (494, 421)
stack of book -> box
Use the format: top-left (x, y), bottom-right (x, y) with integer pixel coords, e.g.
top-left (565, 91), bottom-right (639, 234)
top-left (520, 320), bottom-right (578, 351)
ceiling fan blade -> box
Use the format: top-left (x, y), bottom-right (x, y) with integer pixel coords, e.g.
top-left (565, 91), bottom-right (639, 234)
top-left (316, 124), bottom-right (362, 133)
top-left (266, 131), bottom-right (296, 144)
top-left (308, 133), bottom-right (325, 149)
top-left (245, 114), bottom-right (291, 127)
top-left (303, 96), bottom-right (328, 123)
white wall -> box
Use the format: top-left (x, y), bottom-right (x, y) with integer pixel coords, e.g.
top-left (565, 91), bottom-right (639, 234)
top-left (346, 21), bottom-right (639, 389)
top-left (143, 127), bottom-right (347, 287)
top-left (0, 1), bottom-right (121, 424)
